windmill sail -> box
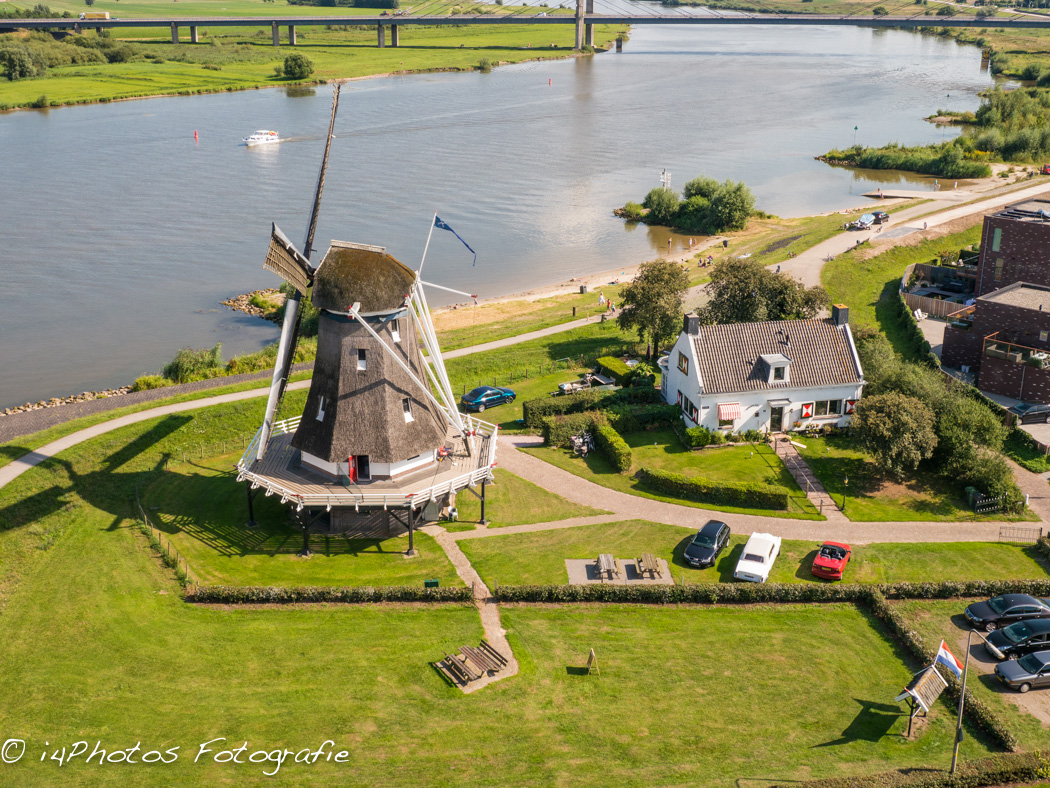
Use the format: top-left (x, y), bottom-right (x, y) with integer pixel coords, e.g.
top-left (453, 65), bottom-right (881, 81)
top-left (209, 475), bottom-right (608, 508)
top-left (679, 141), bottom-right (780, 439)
top-left (256, 84), bottom-right (342, 461)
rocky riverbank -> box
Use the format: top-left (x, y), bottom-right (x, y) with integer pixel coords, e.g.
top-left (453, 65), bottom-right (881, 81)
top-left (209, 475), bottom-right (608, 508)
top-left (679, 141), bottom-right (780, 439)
top-left (2, 386), bottom-right (133, 418)
top-left (221, 288), bottom-right (285, 323)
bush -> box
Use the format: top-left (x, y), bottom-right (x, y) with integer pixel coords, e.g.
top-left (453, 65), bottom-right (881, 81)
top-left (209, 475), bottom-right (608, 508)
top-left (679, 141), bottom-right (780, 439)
top-left (620, 201), bottom-right (644, 221)
top-left (596, 356), bottom-right (632, 385)
top-left (131, 374), bottom-right (174, 392)
top-left (872, 4), bottom-right (888, 12)
top-left (522, 385), bottom-right (659, 428)
top-left (605, 403), bottom-right (679, 433)
top-left (282, 52), bottom-right (314, 80)
top-left (190, 585), bottom-right (472, 604)
top-left (162, 343), bottom-right (224, 384)
top-left (624, 361), bottom-right (657, 388)
top-left (593, 423), bottom-right (632, 472)
top-left (541, 411), bottom-right (602, 447)
top-left (0, 45), bottom-right (48, 80)
top-left (684, 425), bottom-right (712, 448)
top-left (641, 187), bottom-right (680, 226)
top-left (637, 467), bottom-right (788, 509)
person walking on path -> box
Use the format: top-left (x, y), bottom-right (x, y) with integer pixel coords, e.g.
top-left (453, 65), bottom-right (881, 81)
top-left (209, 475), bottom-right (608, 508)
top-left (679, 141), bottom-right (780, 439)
top-left (598, 291), bottom-right (606, 307)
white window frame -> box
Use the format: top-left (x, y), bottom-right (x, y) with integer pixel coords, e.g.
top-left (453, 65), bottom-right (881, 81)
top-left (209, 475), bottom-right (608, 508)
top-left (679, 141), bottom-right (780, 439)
top-left (391, 325), bottom-right (401, 344)
top-left (403, 397), bottom-right (414, 423)
top-left (357, 348), bottom-right (367, 371)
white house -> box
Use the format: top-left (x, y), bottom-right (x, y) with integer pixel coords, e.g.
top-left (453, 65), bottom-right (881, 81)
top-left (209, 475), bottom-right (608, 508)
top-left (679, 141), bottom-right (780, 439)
top-left (658, 305), bottom-right (865, 434)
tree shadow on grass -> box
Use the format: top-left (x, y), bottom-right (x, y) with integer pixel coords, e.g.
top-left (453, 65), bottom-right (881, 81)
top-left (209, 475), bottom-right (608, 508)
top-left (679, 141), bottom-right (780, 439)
top-left (813, 699), bottom-right (905, 747)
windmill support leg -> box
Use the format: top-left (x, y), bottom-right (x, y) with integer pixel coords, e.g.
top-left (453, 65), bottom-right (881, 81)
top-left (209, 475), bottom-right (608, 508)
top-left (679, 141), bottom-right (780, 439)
top-left (406, 507), bottom-right (417, 557)
top-left (479, 479), bottom-right (489, 526)
top-left (246, 486), bottom-right (259, 528)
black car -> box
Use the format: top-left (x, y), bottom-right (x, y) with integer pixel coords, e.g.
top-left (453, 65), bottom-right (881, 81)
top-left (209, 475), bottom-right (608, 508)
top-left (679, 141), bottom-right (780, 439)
top-left (683, 520), bottom-right (731, 568)
top-left (460, 385), bottom-right (515, 413)
top-left (964, 594), bottom-right (1050, 631)
top-left (985, 618), bottom-right (1050, 660)
top-left (994, 650), bottom-right (1050, 693)
top-left (1008, 402), bottom-right (1050, 424)
top-left (872, 210), bottom-right (890, 225)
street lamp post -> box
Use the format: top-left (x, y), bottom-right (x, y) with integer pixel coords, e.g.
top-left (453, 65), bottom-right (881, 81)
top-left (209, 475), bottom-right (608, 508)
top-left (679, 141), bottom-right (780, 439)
top-left (842, 475), bottom-right (848, 512)
top-left (950, 629), bottom-right (977, 775)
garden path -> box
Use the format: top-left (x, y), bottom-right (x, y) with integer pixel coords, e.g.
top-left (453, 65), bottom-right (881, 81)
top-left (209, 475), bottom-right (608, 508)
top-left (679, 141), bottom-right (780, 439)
top-left (771, 434), bottom-right (847, 522)
top-left (492, 435), bottom-right (1008, 544)
top-left (1004, 457), bottom-right (1050, 530)
top-left (424, 527), bottom-right (520, 693)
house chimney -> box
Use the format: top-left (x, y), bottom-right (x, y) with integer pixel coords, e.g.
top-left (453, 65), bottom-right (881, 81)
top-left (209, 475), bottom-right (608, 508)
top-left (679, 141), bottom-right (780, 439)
top-left (832, 304), bottom-right (849, 326)
top-left (683, 313), bottom-right (700, 335)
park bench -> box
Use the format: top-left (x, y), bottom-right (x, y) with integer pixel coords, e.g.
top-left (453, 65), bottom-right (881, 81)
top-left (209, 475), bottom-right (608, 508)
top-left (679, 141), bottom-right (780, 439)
top-left (433, 640), bottom-right (509, 687)
top-left (596, 553), bottom-right (624, 582)
top-left (636, 552), bottom-right (662, 579)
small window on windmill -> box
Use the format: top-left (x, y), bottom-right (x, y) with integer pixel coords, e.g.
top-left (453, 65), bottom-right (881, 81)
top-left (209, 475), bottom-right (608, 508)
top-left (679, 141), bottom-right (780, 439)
top-left (316, 395), bottom-right (326, 422)
top-left (357, 348), bottom-right (367, 371)
top-left (391, 324), bottom-right (401, 344)
top-left (403, 397), bottom-right (414, 423)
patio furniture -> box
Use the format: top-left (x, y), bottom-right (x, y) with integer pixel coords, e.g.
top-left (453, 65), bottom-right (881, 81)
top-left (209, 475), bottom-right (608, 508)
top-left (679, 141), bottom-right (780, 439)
top-left (636, 553), bottom-right (663, 579)
top-left (596, 553), bottom-right (623, 581)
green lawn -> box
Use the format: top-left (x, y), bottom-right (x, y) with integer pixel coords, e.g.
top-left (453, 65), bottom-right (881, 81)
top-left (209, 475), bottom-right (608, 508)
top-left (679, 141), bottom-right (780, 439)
top-left (459, 519), bottom-right (1050, 587)
top-left (142, 454), bottom-right (462, 587)
top-left (891, 598), bottom-right (1050, 751)
top-left (1004, 428), bottom-right (1050, 474)
top-left (524, 436), bottom-right (825, 519)
top-left (821, 226), bottom-right (982, 362)
top-left (793, 435), bottom-right (1031, 522)
top-left (453, 467), bottom-right (607, 529)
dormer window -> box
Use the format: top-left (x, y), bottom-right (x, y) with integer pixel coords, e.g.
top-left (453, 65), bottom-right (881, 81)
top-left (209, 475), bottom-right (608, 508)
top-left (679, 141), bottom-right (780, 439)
top-left (391, 325), bottom-right (401, 343)
top-left (357, 349), bottom-right (367, 371)
top-left (760, 353), bottom-right (791, 385)
top-left (403, 397), bottom-right (414, 423)
top-left (316, 395), bottom-right (326, 422)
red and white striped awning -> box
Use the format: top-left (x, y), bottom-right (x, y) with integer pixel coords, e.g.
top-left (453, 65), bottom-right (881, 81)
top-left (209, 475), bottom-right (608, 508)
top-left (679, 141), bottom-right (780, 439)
top-left (717, 402), bottom-right (741, 420)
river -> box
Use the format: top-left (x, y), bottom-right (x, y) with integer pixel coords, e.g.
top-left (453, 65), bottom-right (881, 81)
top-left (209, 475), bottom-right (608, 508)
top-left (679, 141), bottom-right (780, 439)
top-left (0, 23), bottom-right (992, 409)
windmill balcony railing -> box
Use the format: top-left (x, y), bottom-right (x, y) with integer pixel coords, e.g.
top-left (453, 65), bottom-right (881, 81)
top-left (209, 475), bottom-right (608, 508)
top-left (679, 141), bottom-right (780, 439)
top-left (236, 414), bottom-right (498, 510)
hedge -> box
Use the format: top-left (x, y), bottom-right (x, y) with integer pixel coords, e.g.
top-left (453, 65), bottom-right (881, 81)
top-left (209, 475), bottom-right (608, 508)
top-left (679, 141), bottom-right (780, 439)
top-left (637, 466), bottom-right (788, 510)
top-left (541, 411), bottom-right (603, 447)
top-left (596, 355), bottom-right (632, 385)
top-left (896, 292), bottom-right (941, 369)
top-left (1037, 535), bottom-right (1050, 564)
top-left (522, 386), bottom-right (661, 428)
top-left (777, 750), bottom-right (1050, 788)
top-left (606, 403), bottom-right (680, 433)
top-left (594, 423), bottom-right (632, 472)
top-left (189, 585), bottom-right (474, 604)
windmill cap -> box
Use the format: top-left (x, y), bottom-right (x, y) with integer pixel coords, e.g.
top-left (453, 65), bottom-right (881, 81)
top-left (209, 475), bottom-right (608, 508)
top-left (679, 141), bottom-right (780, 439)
top-left (313, 241), bottom-right (415, 314)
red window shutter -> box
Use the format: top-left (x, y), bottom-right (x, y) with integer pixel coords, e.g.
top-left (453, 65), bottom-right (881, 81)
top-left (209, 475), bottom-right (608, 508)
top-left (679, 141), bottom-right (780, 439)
top-left (845, 399), bottom-right (857, 415)
top-left (802, 402), bottom-right (814, 418)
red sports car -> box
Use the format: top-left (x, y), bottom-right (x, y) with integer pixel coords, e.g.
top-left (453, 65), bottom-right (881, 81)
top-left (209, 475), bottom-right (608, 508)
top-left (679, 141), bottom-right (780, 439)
top-left (811, 541), bottom-right (851, 580)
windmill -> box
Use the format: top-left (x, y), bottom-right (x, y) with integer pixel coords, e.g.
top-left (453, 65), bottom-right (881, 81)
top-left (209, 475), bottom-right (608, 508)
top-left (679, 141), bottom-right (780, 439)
top-left (238, 87), bottom-right (498, 555)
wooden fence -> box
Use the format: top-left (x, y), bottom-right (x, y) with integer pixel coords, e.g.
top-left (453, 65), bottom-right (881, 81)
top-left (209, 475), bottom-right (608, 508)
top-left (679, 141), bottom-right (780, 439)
top-left (901, 291), bottom-right (963, 319)
top-left (134, 475), bottom-right (199, 587)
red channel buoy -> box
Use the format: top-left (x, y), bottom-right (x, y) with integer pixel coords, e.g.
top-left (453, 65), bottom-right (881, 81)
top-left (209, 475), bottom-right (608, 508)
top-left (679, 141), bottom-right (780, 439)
top-left (194, 130), bottom-right (198, 141)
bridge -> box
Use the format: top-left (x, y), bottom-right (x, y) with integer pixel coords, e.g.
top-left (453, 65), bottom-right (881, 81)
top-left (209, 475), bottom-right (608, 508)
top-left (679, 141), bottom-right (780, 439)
top-left (4, 7), bottom-right (1049, 50)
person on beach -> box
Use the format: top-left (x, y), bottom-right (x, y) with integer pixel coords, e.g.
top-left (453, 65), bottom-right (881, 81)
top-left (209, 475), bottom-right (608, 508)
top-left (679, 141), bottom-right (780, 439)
top-left (776, 265), bottom-right (781, 274)
top-left (923, 221), bottom-right (928, 230)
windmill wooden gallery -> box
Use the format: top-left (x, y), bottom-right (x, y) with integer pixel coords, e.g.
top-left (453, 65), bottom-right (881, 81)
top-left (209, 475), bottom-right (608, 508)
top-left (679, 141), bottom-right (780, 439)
top-left (236, 87), bottom-right (498, 556)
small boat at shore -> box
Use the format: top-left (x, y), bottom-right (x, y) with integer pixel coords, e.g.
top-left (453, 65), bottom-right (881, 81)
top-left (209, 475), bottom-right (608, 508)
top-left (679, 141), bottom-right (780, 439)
top-left (242, 130), bottom-right (280, 146)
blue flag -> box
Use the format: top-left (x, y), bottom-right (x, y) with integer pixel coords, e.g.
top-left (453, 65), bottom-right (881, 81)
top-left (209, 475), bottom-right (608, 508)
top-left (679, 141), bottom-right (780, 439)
top-left (434, 215), bottom-right (477, 266)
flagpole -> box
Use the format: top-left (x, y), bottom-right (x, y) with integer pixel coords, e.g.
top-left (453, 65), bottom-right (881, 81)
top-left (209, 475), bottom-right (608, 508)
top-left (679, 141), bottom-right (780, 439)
top-left (950, 630), bottom-right (975, 775)
top-left (417, 211), bottom-right (438, 278)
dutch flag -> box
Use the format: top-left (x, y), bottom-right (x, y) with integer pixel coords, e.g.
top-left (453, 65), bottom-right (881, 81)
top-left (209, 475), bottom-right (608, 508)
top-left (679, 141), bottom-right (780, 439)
top-left (936, 639), bottom-right (964, 679)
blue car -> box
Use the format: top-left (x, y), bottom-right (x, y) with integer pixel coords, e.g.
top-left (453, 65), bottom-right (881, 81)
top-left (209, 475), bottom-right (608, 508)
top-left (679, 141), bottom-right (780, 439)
top-left (461, 385), bottom-right (515, 413)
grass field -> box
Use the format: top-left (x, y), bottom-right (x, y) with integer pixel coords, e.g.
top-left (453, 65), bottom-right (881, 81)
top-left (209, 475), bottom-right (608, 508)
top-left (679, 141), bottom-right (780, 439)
top-left (453, 467), bottom-right (607, 528)
top-left (821, 226), bottom-right (982, 362)
top-left (459, 519), bottom-right (1050, 586)
top-left (891, 598), bottom-right (1050, 751)
top-left (792, 435), bottom-right (1032, 522)
top-left (524, 437), bottom-right (825, 519)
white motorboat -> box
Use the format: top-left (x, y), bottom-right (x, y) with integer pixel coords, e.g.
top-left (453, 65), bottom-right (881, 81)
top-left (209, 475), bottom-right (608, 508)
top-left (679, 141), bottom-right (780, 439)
top-left (242, 130), bottom-right (280, 146)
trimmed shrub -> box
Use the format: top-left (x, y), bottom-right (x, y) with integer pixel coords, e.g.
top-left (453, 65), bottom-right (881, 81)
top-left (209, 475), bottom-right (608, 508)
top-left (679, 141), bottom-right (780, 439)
top-left (522, 386), bottom-right (660, 428)
top-left (541, 411), bottom-right (601, 447)
top-left (190, 585), bottom-right (472, 604)
top-left (594, 423), bottom-right (632, 472)
top-left (606, 403), bottom-right (679, 433)
top-left (637, 467), bottom-right (788, 509)
top-left (684, 425), bottom-right (713, 448)
top-left (596, 355), bottom-right (632, 385)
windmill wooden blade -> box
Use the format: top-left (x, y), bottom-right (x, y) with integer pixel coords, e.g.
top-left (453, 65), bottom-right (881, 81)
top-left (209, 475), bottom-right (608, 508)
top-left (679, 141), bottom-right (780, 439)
top-left (263, 223), bottom-right (313, 294)
top-left (303, 82), bottom-right (341, 260)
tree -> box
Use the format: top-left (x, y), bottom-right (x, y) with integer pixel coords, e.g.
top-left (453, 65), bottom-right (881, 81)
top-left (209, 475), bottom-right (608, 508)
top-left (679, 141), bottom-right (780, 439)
top-left (674, 195), bottom-right (711, 234)
top-left (282, 52), bottom-right (314, 80)
top-left (641, 187), bottom-right (679, 226)
top-left (683, 175), bottom-right (719, 201)
top-left (699, 258), bottom-right (829, 325)
top-left (85, 0), bottom-right (95, 6)
top-left (0, 45), bottom-right (47, 80)
top-left (850, 393), bottom-right (937, 480)
top-left (872, 4), bottom-right (888, 13)
top-left (851, 325), bottom-right (896, 387)
top-left (616, 259), bottom-right (690, 358)
top-left (707, 179), bottom-right (755, 232)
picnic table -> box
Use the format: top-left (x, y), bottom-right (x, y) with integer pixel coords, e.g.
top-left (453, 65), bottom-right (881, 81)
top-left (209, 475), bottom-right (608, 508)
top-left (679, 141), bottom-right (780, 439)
top-left (596, 553), bottom-right (624, 582)
top-left (636, 552), bottom-right (663, 579)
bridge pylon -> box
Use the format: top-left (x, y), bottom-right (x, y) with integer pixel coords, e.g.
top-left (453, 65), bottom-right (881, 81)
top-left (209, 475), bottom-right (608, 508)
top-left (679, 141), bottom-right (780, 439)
top-left (574, 0), bottom-right (585, 49)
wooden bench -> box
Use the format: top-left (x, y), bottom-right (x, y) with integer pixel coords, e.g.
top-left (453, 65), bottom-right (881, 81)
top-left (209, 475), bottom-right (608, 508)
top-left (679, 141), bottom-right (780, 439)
top-left (596, 553), bottom-right (623, 582)
top-left (636, 552), bottom-right (662, 579)
top-left (434, 640), bottom-right (509, 686)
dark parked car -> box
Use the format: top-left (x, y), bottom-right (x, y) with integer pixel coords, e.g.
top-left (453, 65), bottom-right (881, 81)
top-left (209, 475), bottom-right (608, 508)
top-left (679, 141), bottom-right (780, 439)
top-left (460, 385), bottom-right (515, 413)
top-left (994, 650), bottom-right (1050, 693)
top-left (985, 618), bottom-right (1050, 661)
top-left (872, 210), bottom-right (890, 225)
top-left (683, 520), bottom-right (731, 568)
top-left (964, 594), bottom-right (1050, 631)
top-left (1008, 402), bottom-right (1050, 424)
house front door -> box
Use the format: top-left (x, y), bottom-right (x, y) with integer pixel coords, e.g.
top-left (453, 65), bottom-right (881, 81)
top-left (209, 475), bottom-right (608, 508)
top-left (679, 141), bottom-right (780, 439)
top-left (770, 406), bottom-right (783, 432)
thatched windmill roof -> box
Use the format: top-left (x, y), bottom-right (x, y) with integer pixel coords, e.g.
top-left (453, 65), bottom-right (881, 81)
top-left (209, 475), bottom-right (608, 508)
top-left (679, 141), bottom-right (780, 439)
top-left (313, 241), bottom-right (415, 315)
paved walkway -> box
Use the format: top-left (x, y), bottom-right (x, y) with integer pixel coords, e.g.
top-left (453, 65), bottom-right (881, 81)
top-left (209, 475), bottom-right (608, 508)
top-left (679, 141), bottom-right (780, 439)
top-left (771, 435), bottom-right (846, 522)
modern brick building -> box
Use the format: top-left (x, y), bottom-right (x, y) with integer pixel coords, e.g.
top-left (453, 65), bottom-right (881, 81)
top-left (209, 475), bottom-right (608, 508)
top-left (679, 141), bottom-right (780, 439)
top-left (941, 199), bottom-right (1050, 402)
